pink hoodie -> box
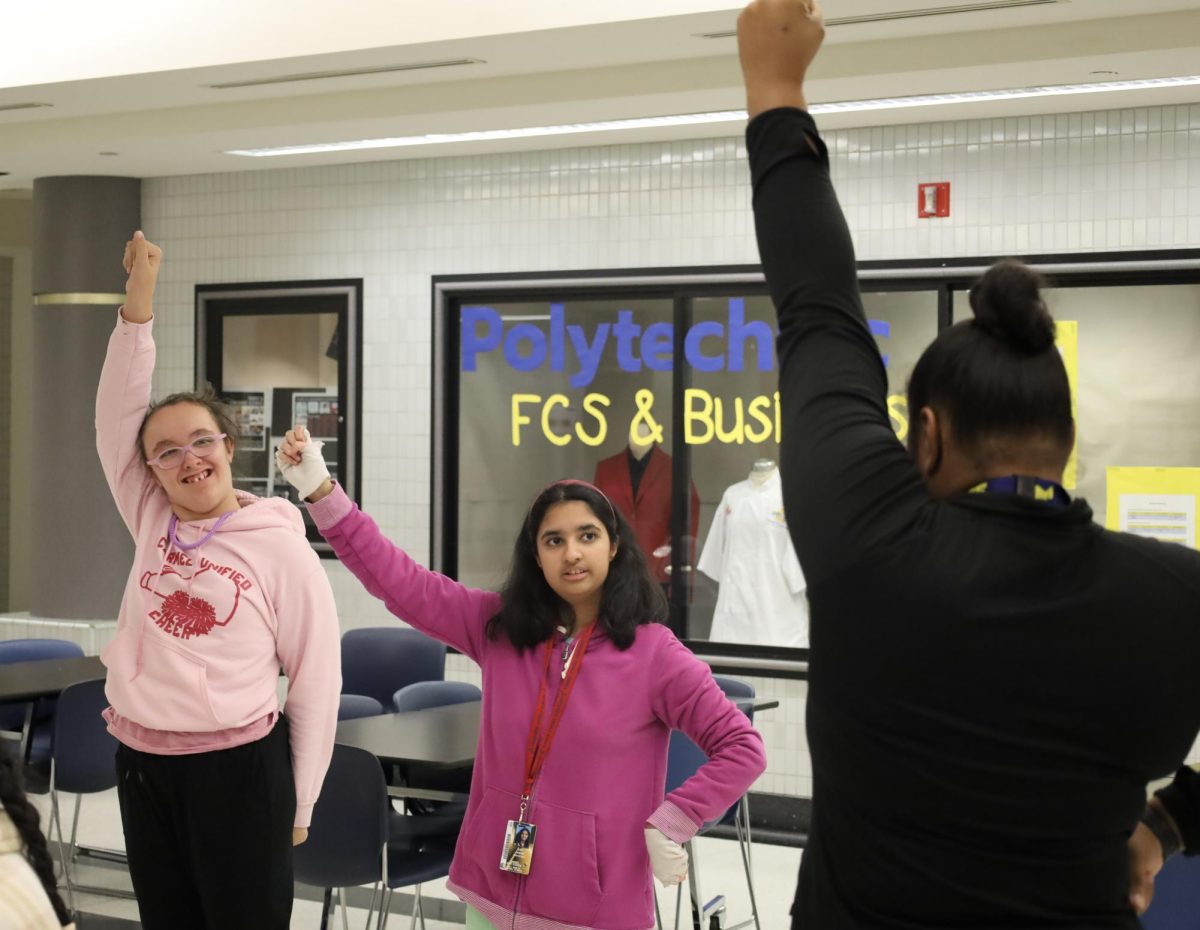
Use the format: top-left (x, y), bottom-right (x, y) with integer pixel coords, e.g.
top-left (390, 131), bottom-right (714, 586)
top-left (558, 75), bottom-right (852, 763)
top-left (309, 485), bottom-right (767, 930)
top-left (95, 313), bottom-right (341, 827)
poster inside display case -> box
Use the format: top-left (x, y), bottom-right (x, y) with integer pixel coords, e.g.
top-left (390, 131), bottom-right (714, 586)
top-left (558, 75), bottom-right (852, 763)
top-left (224, 385), bottom-right (341, 508)
top-left (291, 391), bottom-right (339, 440)
top-left (225, 386), bottom-right (340, 501)
top-left (224, 390), bottom-right (267, 452)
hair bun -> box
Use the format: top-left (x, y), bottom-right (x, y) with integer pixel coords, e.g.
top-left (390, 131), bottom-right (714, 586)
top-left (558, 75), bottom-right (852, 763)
top-left (969, 259), bottom-right (1056, 354)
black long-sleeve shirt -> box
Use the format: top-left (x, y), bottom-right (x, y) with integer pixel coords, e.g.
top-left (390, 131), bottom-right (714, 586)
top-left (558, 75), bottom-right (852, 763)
top-left (747, 107), bottom-right (1200, 930)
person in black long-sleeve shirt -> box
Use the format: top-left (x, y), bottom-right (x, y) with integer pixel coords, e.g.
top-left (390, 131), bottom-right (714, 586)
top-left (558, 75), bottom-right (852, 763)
top-left (736, 2), bottom-right (1200, 927)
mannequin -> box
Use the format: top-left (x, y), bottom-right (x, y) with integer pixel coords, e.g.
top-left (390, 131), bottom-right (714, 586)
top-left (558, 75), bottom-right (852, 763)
top-left (749, 458), bottom-right (777, 487)
top-left (593, 424), bottom-right (700, 590)
top-left (698, 457), bottom-right (808, 648)
top-left (627, 421), bottom-right (656, 498)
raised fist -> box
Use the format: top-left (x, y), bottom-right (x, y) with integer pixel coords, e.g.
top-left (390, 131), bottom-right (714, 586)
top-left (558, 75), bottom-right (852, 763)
top-left (737, 0), bottom-right (825, 116)
top-left (276, 425), bottom-right (332, 501)
top-left (121, 230), bottom-right (162, 323)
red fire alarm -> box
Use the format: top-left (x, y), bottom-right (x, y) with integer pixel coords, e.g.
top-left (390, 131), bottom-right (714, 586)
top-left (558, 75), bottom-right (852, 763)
top-left (918, 182), bottom-right (950, 218)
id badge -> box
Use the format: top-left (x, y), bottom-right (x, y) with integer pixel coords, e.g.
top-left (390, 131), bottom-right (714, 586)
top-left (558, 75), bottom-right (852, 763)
top-left (499, 820), bottom-right (537, 875)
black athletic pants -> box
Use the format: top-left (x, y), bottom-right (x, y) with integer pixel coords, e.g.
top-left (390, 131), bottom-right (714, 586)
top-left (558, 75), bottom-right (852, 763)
top-left (115, 715), bottom-right (296, 930)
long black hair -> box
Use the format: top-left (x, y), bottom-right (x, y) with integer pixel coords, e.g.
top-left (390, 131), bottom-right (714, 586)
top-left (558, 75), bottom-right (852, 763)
top-left (0, 742), bottom-right (73, 926)
top-left (487, 480), bottom-right (668, 650)
top-left (907, 258), bottom-right (1073, 466)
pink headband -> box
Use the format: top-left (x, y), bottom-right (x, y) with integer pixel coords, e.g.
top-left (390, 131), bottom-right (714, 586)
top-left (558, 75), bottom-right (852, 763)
top-left (527, 479), bottom-right (619, 530)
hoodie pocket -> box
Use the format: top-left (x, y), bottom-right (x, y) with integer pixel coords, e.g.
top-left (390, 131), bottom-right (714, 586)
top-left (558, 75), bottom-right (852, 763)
top-left (518, 797), bottom-right (604, 925)
top-left (465, 786), bottom-right (521, 871)
top-left (106, 625), bottom-right (224, 731)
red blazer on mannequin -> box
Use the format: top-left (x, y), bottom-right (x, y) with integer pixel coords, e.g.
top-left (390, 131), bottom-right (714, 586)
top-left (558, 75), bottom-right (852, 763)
top-left (593, 446), bottom-right (700, 585)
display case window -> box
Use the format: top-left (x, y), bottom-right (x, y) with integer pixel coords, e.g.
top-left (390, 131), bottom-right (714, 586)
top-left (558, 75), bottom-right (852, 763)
top-left (435, 255), bottom-right (1200, 677)
top-left (952, 279), bottom-right (1200, 537)
top-left (435, 277), bottom-right (940, 666)
top-left (196, 282), bottom-right (362, 554)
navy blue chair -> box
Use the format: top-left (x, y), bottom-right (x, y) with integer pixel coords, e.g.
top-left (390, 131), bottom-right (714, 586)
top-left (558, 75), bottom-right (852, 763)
top-left (390, 681), bottom-right (479, 850)
top-left (294, 743), bottom-right (455, 930)
top-left (341, 628), bottom-right (446, 711)
top-left (1141, 851), bottom-right (1200, 930)
top-left (391, 680), bottom-right (481, 714)
top-left (47, 678), bottom-right (119, 913)
top-left (339, 694), bottom-right (386, 721)
top-left (380, 831), bottom-right (456, 930)
top-left (295, 744), bottom-right (389, 930)
top-left (658, 675), bottom-right (760, 930)
top-left (0, 639), bottom-right (85, 763)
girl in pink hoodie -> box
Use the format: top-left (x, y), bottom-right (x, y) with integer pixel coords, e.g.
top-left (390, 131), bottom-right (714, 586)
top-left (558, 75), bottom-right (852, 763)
top-left (277, 432), bottom-right (767, 930)
top-left (96, 233), bottom-right (341, 930)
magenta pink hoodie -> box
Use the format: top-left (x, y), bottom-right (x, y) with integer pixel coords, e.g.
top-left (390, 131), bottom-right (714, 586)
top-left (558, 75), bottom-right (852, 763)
top-left (96, 313), bottom-right (341, 827)
top-left (309, 485), bottom-right (767, 930)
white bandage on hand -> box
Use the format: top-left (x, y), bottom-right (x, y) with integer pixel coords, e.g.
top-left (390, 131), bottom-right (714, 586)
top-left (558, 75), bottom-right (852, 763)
top-left (275, 432), bottom-right (330, 501)
top-left (645, 827), bottom-right (689, 886)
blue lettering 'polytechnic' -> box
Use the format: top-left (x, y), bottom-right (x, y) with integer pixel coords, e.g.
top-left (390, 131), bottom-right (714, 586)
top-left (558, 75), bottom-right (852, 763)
top-left (461, 298), bottom-right (890, 389)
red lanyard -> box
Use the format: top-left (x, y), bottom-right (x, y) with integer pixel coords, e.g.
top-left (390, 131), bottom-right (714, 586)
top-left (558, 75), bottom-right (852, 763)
top-left (520, 622), bottom-right (595, 811)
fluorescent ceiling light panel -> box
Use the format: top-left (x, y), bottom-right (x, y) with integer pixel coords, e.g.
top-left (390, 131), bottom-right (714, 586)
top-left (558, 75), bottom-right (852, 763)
top-left (698, 0), bottom-right (1064, 38)
top-left (226, 111), bottom-right (746, 156)
top-left (208, 59), bottom-right (483, 89)
top-left (225, 74), bottom-right (1200, 158)
top-left (815, 74), bottom-right (1200, 114)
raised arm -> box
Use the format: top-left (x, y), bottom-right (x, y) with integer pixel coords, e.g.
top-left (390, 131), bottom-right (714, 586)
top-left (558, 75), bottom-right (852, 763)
top-left (95, 232), bottom-right (164, 536)
top-left (738, 0), bottom-right (929, 584)
top-left (276, 430), bottom-right (499, 662)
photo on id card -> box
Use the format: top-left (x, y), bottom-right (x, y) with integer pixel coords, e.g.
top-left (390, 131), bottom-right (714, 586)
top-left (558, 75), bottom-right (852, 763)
top-left (499, 820), bottom-right (537, 875)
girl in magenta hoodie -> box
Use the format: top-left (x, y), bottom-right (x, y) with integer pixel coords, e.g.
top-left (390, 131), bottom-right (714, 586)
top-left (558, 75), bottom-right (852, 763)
top-left (96, 233), bottom-right (341, 930)
top-left (277, 432), bottom-right (767, 930)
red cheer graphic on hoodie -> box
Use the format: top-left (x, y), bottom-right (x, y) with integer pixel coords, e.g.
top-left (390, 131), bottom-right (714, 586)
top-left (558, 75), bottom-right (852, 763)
top-left (141, 563), bottom-right (243, 640)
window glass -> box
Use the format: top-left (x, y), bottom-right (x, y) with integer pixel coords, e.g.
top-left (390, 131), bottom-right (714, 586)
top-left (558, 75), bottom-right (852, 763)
top-left (447, 271), bottom-right (1200, 659)
top-left (221, 312), bottom-right (341, 507)
top-left (1034, 284), bottom-right (1199, 534)
top-left (198, 282), bottom-right (361, 553)
top-left (457, 298), bottom-right (675, 591)
top-left (685, 290), bottom-right (939, 647)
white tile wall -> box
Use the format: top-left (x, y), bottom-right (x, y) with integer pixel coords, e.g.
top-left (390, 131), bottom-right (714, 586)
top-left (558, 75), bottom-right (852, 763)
top-left (141, 102), bottom-right (1200, 797)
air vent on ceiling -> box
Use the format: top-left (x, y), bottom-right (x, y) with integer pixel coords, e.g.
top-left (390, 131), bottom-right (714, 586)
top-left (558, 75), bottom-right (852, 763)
top-left (208, 58), bottom-right (484, 90)
top-left (0, 102), bottom-right (52, 113)
top-left (697, 0), bottom-right (1066, 39)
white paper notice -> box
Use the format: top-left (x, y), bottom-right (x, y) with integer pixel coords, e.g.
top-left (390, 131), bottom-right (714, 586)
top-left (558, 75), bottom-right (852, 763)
top-left (1118, 494), bottom-right (1196, 547)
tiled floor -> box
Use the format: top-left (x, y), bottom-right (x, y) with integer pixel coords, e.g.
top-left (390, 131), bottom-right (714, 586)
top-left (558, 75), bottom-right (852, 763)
top-left (32, 788), bottom-right (802, 929)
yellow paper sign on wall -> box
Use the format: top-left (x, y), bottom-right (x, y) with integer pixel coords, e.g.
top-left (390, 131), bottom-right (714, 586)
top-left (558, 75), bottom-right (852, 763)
top-left (1106, 466), bottom-right (1200, 549)
top-left (1056, 320), bottom-right (1078, 490)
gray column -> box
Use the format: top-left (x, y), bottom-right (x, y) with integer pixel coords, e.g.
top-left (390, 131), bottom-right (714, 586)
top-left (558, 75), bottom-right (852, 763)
top-left (30, 177), bottom-right (140, 619)
top-left (0, 256), bottom-right (12, 611)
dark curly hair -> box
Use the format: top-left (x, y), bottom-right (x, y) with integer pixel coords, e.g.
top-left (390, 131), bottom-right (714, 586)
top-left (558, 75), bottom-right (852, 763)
top-left (0, 742), bottom-right (73, 926)
top-left (487, 480), bottom-right (667, 650)
top-left (136, 383), bottom-right (240, 459)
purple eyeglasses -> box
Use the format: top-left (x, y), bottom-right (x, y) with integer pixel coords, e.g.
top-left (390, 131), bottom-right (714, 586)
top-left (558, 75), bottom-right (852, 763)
top-left (145, 433), bottom-right (227, 469)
